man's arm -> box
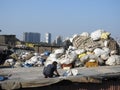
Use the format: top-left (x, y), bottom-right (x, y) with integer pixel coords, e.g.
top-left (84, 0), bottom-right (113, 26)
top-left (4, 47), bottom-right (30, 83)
top-left (55, 70), bottom-right (60, 76)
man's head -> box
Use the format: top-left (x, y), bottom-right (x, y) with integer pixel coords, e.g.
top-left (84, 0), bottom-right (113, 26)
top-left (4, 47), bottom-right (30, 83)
top-left (52, 61), bottom-right (58, 66)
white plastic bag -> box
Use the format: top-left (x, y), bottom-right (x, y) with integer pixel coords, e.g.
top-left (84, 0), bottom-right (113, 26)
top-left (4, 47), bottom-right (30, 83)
top-left (71, 69), bottom-right (78, 76)
top-left (63, 69), bottom-right (78, 76)
top-left (94, 48), bottom-right (105, 57)
top-left (105, 55), bottom-right (120, 65)
top-left (80, 32), bottom-right (89, 37)
top-left (90, 29), bottom-right (103, 41)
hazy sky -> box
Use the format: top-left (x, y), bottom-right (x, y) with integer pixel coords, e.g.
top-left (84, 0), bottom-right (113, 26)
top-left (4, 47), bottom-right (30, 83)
top-left (0, 0), bottom-right (120, 41)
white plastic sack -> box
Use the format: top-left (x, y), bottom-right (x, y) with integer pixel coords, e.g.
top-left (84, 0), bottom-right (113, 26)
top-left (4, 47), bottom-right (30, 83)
top-left (80, 55), bottom-right (89, 63)
top-left (35, 60), bottom-right (43, 66)
top-left (67, 51), bottom-right (77, 63)
top-left (4, 59), bottom-right (15, 66)
top-left (110, 50), bottom-right (117, 55)
top-left (45, 58), bottom-right (59, 66)
top-left (63, 69), bottom-right (78, 76)
top-left (72, 34), bottom-right (78, 39)
top-left (63, 69), bottom-right (73, 76)
top-left (34, 53), bottom-right (39, 56)
top-left (25, 60), bottom-right (33, 64)
top-left (49, 54), bottom-right (57, 58)
top-left (105, 55), bottom-right (120, 65)
top-left (54, 48), bottom-right (64, 54)
top-left (59, 58), bottom-right (71, 64)
top-left (94, 48), bottom-right (105, 57)
top-left (71, 69), bottom-right (78, 76)
top-left (116, 55), bottom-right (120, 65)
top-left (90, 29), bottom-right (103, 41)
top-left (69, 38), bottom-right (73, 43)
top-left (104, 40), bottom-right (109, 47)
top-left (80, 32), bottom-right (89, 37)
top-left (89, 54), bottom-right (97, 59)
top-left (102, 47), bottom-right (110, 54)
top-left (45, 54), bottom-right (58, 66)
top-left (68, 46), bottom-right (77, 51)
top-left (59, 51), bottom-right (77, 64)
top-left (100, 47), bottom-right (110, 60)
top-left (29, 56), bottom-right (39, 63)
top-left (75, 49), bottom-right (86, 55)
top-left (14, 62), bottom-right (22, 68)
top-left (47, 55), bottom-right (57, 61)
top-left (44, 60), bottom-right (53, 66)
top-left (101, 53), bottom-right (109, 60)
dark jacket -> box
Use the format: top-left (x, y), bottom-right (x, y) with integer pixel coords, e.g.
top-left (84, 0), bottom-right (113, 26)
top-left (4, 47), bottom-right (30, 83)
top-left (43, 64), bottom-right (57, 77)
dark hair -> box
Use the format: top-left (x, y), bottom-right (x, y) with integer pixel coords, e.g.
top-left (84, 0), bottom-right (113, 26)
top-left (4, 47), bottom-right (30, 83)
top-left (52, 61), bottom-right (58, 65)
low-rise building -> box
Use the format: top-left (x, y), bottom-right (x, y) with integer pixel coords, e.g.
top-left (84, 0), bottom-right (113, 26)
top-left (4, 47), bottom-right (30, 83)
top-left (0, 35), bottom-right (17, 49)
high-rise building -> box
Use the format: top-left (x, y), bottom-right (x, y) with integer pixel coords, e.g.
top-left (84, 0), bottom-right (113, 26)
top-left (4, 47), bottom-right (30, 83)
top-left (23, 32), bottom-right (40, 43)
top-left (56, 36), bottom-right (63, 46)
top-left (45, 33), bottom-right (51, 44)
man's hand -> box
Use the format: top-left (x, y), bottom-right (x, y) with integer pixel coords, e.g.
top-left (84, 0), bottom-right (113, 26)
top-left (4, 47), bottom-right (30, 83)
top-left (55, 74), bottom-right (60, 77)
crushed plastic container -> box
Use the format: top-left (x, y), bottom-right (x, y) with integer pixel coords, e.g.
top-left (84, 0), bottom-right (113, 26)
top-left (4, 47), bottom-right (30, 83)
top-left (0, 76), bottom-right (8, 81)
top-left (44, 51), bottom-right (51, 56)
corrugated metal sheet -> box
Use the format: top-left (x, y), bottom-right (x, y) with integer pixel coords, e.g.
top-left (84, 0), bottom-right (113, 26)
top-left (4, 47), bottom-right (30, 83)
top-left (20, 80), bottom-right (120, 90)
top-left (1, 66), bottom-right (120, 90)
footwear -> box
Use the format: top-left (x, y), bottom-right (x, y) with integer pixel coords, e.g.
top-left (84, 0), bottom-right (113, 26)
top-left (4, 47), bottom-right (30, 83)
top-left (44, 76), bottom-right (48, 78)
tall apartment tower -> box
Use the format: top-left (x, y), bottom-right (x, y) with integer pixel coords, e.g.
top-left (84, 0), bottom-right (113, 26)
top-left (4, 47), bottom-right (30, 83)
top-left (45, 33), bottom-right (51, 44)
top-left (23, 32), bottom-right (40, 43)
top-left (56, 36), bottom-right (63, 46)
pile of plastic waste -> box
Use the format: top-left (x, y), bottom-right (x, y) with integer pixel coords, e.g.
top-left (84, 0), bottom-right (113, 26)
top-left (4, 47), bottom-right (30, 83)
top-left (1, 29), bottom-right (120, 69)
top-left (45, 29), bottom-right (120, 69)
